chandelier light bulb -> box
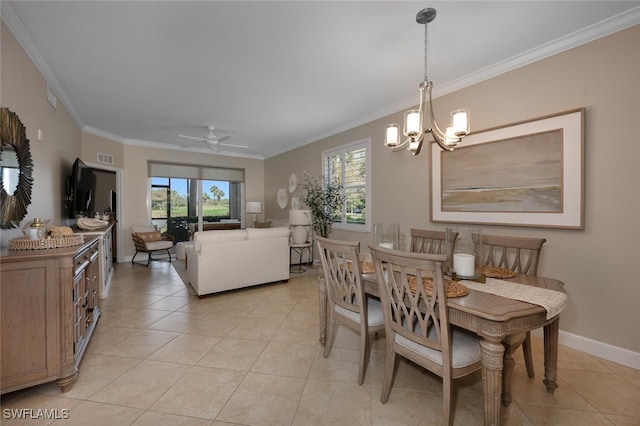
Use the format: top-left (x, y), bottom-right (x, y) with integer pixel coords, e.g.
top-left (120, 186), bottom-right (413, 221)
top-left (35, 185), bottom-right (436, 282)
top-left (404, 110), bottom-right (422, 138)
top-left (385, 124), bottom-right (399, 147)
top-left (445, 126), bottom-right (457, 146)
top-left (451, 109), bottom-right (470, 136)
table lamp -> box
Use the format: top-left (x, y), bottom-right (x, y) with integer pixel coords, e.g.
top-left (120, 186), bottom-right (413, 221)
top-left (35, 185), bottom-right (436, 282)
top-left (246, 201), bottom-right (262, 226)
top-left (289, 209), bottom-right (311, 244)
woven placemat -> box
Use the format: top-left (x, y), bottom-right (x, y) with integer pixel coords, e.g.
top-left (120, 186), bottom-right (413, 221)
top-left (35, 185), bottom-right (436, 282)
top-left (9, 235), bottom-right (84, 250)
top-left (476, 265), bottom-right (517, 279)
top-left (408, 276), bottom-right (469, 298)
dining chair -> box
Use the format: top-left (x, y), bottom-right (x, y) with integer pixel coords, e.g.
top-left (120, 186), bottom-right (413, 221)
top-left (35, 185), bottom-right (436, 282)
top-left (474, 233), bottom-right (547, 405)
top-left (409, 228), bottom-right (457, 254)
top-left (315, 236), bottom-right (385, 385)
top-left (369, 244), bottom-right (482, 425)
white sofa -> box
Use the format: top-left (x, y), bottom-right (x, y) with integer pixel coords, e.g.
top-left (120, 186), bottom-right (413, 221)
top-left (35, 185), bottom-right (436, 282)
top-left (185, 227), bottom-right (290, 297)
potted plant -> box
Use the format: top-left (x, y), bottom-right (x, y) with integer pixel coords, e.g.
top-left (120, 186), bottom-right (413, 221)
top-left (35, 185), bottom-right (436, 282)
top-left (300, 174), bottom-right (345, 238)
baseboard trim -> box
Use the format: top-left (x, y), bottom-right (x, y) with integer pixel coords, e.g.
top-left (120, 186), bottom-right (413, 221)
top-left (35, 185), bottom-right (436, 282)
top-left (532, 329), bottom-right (640, 370)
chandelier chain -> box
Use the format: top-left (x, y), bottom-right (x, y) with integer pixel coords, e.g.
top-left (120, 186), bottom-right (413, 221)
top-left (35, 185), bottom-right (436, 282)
top-left (423, 19), bottom-right (429, 83)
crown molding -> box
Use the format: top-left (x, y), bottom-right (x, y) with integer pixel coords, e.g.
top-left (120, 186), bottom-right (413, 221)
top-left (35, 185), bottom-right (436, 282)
top-left (124, 137), bottom-right (265, 160)
top-left (82, 125), bottom-right (127, 144)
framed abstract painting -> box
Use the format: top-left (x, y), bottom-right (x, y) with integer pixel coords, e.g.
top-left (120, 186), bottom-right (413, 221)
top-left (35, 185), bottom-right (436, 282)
top-left (430, 108), bottom-right (585, 229)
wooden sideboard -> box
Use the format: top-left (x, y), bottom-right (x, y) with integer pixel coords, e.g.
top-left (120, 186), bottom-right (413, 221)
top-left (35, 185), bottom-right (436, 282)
top-left (75, 224), bottom-right (114, 299)
top-left (0, 237), bottom-right (101, 394)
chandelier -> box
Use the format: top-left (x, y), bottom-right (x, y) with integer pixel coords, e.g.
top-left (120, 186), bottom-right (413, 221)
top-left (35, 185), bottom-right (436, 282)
top-left (384, 8), bottom-right (470, 155)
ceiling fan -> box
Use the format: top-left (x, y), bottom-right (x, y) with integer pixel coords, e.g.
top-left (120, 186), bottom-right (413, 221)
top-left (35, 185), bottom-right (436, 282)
top-left (179, 126), bottom-right (248, 151)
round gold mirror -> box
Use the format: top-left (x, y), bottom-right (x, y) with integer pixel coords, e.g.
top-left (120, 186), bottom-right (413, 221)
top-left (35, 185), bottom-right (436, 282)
top-left (1, 107), bottom-right (34, 229)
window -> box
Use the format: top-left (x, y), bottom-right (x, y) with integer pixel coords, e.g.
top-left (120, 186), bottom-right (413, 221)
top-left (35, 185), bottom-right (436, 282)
top-left (148, 162), bottom-right (245, 242)
top-left (322, 138), bottom-right (371, 232)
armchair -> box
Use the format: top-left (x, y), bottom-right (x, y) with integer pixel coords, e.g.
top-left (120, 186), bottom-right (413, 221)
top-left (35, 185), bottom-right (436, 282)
top-left (131, 226), bottom-right (174, 266)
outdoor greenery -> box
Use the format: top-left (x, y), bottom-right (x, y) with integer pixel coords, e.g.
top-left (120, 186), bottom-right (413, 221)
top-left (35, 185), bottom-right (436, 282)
top-left (300, 174), bottom-right (346, 238)
top-left (324, 145), bottom-right (367, 226)
top-left (151, 184), bottom-right (230, 242)
top-left (151, 188), bottom-right (229, 218)
top-left (209, 185), bottom-right (225, 205)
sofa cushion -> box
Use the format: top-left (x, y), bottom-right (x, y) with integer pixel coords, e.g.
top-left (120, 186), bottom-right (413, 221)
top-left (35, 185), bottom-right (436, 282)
top-left (246, 227), bottom-right (290, 240)
top-left (193, 229), bottom-right (247, 251)
top-left (268, 218), bottom-right (289, 228)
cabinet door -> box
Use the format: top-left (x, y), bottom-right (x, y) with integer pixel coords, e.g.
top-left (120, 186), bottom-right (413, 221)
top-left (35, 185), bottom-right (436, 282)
top-left (86, 247), bottom-right (100, 323)
top-left (72, 268), bottom-right (86, 356)
top-left (1, 259), bottom-right (59, 390)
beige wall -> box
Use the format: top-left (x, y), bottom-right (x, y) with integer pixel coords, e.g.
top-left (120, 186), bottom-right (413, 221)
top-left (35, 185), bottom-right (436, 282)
top-left (266, 25), bottom-right (640, 355)
top-left (1, 22), bottom-right (80, 247)
top-left (81, 131), bottom-right (125, 170)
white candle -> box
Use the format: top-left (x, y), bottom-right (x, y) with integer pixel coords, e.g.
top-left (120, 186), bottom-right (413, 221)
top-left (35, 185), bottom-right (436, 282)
top-left (453, 253), bottom-right (475, 277)
top-left (379, 242), bottom-right (394, 249)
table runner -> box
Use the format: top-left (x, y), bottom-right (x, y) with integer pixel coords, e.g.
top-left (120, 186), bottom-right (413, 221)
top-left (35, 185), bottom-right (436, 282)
top-left (460, 277), bottom-right (567, 319)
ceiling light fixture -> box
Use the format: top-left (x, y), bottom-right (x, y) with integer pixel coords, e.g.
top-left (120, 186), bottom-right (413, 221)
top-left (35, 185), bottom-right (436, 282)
top-left (384, 8), bottom-right (470, 155)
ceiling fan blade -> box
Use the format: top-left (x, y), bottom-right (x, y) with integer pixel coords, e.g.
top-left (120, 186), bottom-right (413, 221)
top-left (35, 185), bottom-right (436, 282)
top-left (180, 141), bottom-right (206, 148)
top-left (216, 135), bottom-right (231, 142)
top-left (219, 142), bottom-right (248, 149)
top-left (178, 134), bottom-right (207, 142)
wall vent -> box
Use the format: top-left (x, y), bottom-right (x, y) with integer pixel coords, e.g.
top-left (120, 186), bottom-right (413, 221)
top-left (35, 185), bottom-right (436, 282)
top-left (97, 152), bottom-right (114, 165)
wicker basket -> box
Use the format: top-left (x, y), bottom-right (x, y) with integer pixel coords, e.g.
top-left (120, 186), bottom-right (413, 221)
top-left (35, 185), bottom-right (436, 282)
top-left (8, 235), bottom-right (84, 251)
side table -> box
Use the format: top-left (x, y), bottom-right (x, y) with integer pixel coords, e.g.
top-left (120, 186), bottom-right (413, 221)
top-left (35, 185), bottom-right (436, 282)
top-left (290, 242), bottom-right (312, 273)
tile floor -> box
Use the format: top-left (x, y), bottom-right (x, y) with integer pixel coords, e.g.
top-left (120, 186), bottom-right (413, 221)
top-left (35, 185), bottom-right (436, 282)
top-left (2, 261), bottom-right (639, 425)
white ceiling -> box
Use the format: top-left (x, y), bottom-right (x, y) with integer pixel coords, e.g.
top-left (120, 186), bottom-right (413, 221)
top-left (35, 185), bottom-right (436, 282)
top-left (3, 1), bottom-right (640, 159)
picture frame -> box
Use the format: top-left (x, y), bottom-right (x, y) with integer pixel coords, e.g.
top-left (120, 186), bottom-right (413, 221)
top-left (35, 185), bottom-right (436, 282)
top-left (430, 108), bottom-right (585, 229)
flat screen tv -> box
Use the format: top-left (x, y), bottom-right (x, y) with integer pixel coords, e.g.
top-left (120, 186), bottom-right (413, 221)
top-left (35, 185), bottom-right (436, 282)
top-left (67, 158), bottom-right (96, 218)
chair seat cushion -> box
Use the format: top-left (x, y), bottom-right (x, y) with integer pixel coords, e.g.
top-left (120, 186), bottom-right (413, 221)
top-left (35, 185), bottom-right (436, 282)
top-left (145, 240), bottom-right (173, 250)
top-left (335, 297), bottom-right (384, 326)
top-left (395, 325), bottom-right (481, 368)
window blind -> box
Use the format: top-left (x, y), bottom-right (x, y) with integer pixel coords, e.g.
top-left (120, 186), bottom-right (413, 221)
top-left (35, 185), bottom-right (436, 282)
top-left (322, 138), bottom-right (370, 230)
top-left (148, 161), bottom-right (245, 182)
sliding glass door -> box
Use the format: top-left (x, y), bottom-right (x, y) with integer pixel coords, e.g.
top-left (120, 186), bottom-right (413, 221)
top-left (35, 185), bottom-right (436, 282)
top-left (150, 177), bottom-right (242, 243)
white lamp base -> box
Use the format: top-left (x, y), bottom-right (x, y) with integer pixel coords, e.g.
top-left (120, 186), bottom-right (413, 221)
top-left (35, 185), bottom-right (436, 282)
top-left (291, 226), bottom-right (308, 244)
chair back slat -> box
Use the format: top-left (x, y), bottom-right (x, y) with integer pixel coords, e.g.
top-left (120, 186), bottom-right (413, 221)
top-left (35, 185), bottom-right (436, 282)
top-left (475, 234), bottom-right (546, 275)
top-left (316, 236), bottom-right (366, 317)
top-left (410, 228), bottom-right (457, 255)
top-left (370, 246), bottom-right (451, 362)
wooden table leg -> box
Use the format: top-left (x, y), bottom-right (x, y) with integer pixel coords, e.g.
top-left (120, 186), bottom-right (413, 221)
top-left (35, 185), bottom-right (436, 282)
top-left (318, 273), bottom-right (327, 346)
top-left (480, 337), bottom-right (505, 426)
top-left (543, 317), bottom-right (560, 393)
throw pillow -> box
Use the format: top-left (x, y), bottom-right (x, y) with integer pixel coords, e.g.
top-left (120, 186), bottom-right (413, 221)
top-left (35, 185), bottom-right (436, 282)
top-left (135, 231), bottom-right (162, 242)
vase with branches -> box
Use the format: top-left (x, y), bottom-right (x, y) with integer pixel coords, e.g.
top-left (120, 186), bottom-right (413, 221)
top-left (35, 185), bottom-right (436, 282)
top-left (300, 174), bottom-right (345, 238)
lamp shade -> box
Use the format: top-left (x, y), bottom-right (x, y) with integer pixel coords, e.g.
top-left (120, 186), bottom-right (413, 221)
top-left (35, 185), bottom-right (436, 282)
top-left (246, 201), bottom-right (262, 214)
top-left (289, 209), bottom-right (311, 226)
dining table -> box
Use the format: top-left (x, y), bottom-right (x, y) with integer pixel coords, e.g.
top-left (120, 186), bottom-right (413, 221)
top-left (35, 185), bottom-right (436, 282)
top-left (316, 267), bottom-right (567, 426)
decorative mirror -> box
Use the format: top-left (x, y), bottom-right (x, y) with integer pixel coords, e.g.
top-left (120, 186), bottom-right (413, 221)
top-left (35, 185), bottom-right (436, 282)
top-left (1, 107), bottom-right (34, 229)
